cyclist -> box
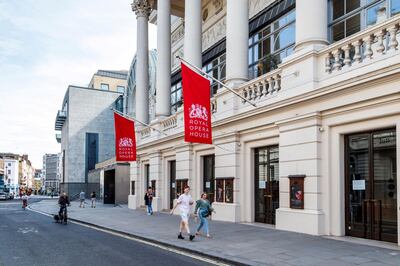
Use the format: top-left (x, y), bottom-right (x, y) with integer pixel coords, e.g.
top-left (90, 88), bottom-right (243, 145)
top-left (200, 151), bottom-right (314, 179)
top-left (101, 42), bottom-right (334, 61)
top-left (58, 192), bottom-right (70, 224)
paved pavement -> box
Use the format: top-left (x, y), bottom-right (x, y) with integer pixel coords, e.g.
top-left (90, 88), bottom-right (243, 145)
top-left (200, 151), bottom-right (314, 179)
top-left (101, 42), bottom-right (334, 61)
top-left (29, 199), bottom-right (400, 266)
top-left (0, 201), bottom-right (214, 266)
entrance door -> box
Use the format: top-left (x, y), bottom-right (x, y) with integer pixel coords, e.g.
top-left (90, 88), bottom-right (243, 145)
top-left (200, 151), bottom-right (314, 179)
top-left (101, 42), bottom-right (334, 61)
top-left (104, 170), bottom-right (115, 204)
top-left (255, 146), bottom-right (279, 224)
top-left (203, 155), bottom-right (215, 203)
top-left (345, 129), bottom-right (397, 243)
top-left (169, 161), bottom-right (176, 209)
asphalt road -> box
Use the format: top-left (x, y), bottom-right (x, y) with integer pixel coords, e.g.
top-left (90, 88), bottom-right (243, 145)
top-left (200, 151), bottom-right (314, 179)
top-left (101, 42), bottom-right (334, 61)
top-left (0, 200), bottom-right (214, 266)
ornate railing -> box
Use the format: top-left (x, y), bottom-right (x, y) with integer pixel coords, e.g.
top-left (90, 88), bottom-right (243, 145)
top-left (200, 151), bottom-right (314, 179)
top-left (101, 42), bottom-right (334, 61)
top-left (324, 16), bottom-right (400, 73)
top-left (140, 127), bottom-right (151, 138)
top-left (236, 69), bottom-right (281, 104)
top-left (161, 114), bottom-right (177, 131)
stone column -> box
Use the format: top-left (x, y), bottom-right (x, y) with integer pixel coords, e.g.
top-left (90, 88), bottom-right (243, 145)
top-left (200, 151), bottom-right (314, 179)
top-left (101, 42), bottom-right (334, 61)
top-left (156, 0), bottom-right (171, 118)
top-left (295, 0), bottom-right (328, 51)
top-left (184, 0), bottom-right (202, 68)
top-left (132, 0), bottom-right (151, 124)
top-left (226, 0), bottom-right (249, 87)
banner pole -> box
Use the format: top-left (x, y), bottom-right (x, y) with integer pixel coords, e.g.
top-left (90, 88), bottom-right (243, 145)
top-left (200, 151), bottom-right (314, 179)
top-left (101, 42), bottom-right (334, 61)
top-left (176, 55), bottom-right (256, 107)
top-left (112, 108), bottom-right (168, 136)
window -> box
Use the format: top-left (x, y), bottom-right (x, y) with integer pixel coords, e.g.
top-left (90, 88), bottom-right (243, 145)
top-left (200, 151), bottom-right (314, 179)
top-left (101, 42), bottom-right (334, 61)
top-left (151, 180), bottom-right (156, 197)
top-left (117, 86), bottom-right (125, 93)
top-left (8, 170), bottom-right (11, 175)
top-left (100, 83), bottom-right (109, 90)
top-left (329, 0), bottom-right (398, 42)
top-left (202, 53), bottom-right (226, 96)
top-left (8, 163), bottom-right (11, 166)
top-left (176, 179), bottom-right (188, 197)
top-left (131, 181), bottom-right (135, 195)
top-left (170, 81), bottom-right (182, 114)
top-left (85, 133), bottom-right (98, 182)
top-left (248, 10), bottom-right (295, 79)
top-left (216, 178), bottom-right (234, 203)
top-left (114, 96), bottom-right (124, 113)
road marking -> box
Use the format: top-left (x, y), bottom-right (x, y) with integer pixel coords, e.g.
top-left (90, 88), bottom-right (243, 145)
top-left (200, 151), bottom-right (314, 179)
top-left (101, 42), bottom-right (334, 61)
top-left (28, 207), bottom-right (232, 266)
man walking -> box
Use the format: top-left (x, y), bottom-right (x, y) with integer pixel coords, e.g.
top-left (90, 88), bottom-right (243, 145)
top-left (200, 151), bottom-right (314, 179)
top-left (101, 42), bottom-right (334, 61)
top-left (79, 190), bottom-right (85, 208)
top-left (170, 186), bottom-right (195, 241)
top-left (144, 187), bottom-right (153, 215)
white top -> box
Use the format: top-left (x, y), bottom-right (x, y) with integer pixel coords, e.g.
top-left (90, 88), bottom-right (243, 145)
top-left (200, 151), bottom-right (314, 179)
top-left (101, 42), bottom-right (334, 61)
top-left (177, 193), bottom-right (192, 213)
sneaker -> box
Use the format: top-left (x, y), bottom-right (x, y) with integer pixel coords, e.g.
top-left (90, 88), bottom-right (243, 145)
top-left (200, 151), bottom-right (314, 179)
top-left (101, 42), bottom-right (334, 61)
top-left (178, 234), bottom-right (184, 240)
top-left (189, 235), bottom-right (195, 241)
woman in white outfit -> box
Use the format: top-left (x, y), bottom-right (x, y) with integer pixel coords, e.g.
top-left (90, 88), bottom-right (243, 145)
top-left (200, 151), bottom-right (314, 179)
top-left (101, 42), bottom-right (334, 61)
top-left (170, 186), bottom-right (195, 241)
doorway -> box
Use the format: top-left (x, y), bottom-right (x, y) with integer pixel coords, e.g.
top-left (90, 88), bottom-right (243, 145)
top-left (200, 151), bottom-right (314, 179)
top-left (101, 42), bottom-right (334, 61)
top-left (345, 129), bottom-right (397, 243)
top-left (104, 169), bottom-right (115, 204)
top-left (254, 146), bottom-right (279, 224)
top-left (203, 155), bottom-right (215, 203)
top-left (169, 161), bottom-right (176, 209)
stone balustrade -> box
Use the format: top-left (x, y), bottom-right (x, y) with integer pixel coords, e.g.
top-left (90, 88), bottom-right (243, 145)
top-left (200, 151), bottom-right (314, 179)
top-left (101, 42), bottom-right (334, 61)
top-left (236, 69), bottom-right (281, 104)
top-left (324, 15), bottom-right (400, 74)
top-left (161, 114), bottom-right (177, 131)
top-left (140, 127), bottom-right (151, 138)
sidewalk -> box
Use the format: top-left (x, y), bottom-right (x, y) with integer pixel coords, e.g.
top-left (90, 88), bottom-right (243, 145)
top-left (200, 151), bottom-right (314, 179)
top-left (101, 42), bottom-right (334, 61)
top-left (30, 200), bottom-right (400, 266)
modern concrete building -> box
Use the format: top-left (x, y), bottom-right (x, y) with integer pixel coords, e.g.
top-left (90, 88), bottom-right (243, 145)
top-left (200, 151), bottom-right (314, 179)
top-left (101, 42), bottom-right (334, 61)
top-left (55, 70), bottom-right (129, 196)
top-left (127, 0), bottom-right (400, 245)
top-left (43, 153), bottom-right (61, 194)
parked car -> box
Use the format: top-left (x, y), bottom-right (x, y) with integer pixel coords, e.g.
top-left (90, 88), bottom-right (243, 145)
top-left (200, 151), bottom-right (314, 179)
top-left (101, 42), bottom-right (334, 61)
top-left (7, 193), bottom-right (14, 200)
top-left (0, 192), bottom-right (7, 200)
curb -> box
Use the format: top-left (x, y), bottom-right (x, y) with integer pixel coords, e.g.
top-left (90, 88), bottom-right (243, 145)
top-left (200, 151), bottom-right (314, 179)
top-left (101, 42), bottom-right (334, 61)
top-left (28, 205), bottom-right (248, 266)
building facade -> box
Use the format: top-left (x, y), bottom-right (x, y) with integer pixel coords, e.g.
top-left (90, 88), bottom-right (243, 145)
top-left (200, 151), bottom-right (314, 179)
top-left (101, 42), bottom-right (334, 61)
top-left (55, 84), bottom-right (124, 196)
top-left (127, 0), bottom-right (400, 244)
top-left (88, 70), bottom-right (128, 93)
top-left (43, 153), bottom-right (61, 194)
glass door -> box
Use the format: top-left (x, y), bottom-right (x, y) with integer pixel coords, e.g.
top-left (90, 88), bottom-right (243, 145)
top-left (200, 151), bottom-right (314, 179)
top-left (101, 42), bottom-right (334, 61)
top-left (169, 161), bottom-right (176, 209)
top-left (255, 146), bottom-right (279, 224)
top-left (203, 155), bottom-right (215, 203)
top-left (345, 129), bottom-right (397, 243)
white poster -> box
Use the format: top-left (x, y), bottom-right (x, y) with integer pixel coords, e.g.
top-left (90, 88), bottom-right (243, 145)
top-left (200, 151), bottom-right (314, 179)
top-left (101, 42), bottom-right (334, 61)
top-left (259, 181), bottom-right (266, 189)
top-left (352, 180), bottom-right (366, 190)
top-left (206, 181), bottom-right (211, 188)
top-left (171, 182), bottom-right (176, 188)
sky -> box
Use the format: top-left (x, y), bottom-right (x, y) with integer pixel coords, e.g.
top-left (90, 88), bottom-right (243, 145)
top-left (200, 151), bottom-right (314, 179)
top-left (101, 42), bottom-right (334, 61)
top-left (0, 0), bottom-right (157, 168)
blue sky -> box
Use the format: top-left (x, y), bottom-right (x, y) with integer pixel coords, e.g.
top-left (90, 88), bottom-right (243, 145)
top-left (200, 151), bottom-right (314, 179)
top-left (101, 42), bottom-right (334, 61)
top-left (0, 0), bottom-right (156, 168)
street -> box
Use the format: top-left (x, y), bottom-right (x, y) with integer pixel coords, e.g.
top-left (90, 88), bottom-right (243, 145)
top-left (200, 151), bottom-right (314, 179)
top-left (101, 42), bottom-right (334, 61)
top-left (0, 200), bottom-right (214, 266)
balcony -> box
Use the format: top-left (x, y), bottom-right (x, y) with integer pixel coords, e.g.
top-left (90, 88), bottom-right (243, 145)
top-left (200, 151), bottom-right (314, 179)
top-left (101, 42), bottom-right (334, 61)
top-left (136, 15), bottom-right (400, 146)
top-left (55, 110), bottom-right (67, 131)
top-left (55, 133), bottom-right (61, 144)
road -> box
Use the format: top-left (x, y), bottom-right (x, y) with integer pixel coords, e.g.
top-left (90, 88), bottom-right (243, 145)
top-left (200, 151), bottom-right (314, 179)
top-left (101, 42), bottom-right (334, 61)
top-left (0, 200), bottom-right (214, 266)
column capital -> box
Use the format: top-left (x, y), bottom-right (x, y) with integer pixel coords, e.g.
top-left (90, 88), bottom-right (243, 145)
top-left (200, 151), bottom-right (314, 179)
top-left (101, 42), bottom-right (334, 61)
top-left (131, 0), bottom-right (151, 18)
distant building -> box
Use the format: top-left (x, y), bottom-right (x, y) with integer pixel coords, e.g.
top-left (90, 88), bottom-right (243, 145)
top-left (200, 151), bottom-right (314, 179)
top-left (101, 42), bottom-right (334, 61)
top-left (0, 153), bottom-right (35, 194)
top-left (88, 70), bottom-right (128, 93)
top-left (43, 154), bottom-right (61, 194)
top-left (34, 169), bottom-right (43, 194)
top-left (55, 70), bottom-right (128, 196)
top-left (0, 159), bottom-right (4, 191)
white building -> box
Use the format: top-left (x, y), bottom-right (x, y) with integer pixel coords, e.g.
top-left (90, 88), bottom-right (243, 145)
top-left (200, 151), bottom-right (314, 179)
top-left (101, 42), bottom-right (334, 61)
top-left (4, 159), bottom-right (19, 195)
top-left (127, 0), bottom-right (400, 244)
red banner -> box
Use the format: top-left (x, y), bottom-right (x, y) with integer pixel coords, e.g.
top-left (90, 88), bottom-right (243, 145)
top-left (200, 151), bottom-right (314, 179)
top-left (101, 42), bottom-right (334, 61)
top-left (181, 62), bottom-right (212, 144)
top-left (114, 112), bottom-right (136, 161)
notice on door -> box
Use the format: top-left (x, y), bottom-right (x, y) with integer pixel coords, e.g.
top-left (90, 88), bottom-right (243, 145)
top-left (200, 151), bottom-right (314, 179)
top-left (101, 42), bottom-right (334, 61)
top-left (259, 181), bottom-right (266, 189)
top-left (205, 181), bottom-right (211, 188)
top-left (352, 180), bottom-right (366, 190)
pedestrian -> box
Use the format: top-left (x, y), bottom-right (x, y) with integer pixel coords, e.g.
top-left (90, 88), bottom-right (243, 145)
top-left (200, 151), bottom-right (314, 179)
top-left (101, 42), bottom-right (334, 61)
top-left (21, 193), bottom-right (28, 210)
top-left (194, 193), bottom-right (215, 238)
top-left (144, 187), bottom-right (153, 215)
top-left (170, 186), bottom-right (195, 241)
top-left (79, 190), bottom-right (85, 208)
top-left (90, 191), bottom-right (96, 208)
